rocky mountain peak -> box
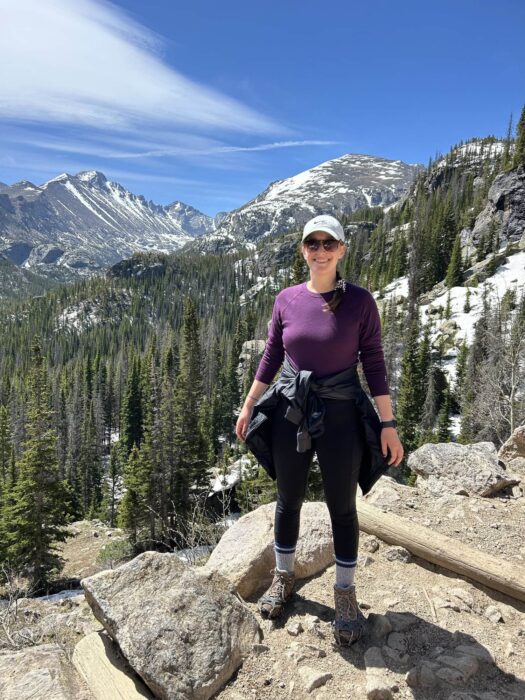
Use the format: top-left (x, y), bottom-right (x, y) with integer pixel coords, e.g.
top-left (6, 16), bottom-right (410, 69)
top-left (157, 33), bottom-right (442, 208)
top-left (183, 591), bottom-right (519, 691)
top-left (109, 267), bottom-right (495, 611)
top-left (76, 170), bottom-right (107, 187)
top-left (193, 153), bottom-right (420, 254)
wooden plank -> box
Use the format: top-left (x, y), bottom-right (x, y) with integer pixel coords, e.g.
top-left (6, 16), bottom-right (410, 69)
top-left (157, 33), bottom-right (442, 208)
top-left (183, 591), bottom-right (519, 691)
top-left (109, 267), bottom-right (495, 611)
top-left (357, 499), bottom-right (525, 602)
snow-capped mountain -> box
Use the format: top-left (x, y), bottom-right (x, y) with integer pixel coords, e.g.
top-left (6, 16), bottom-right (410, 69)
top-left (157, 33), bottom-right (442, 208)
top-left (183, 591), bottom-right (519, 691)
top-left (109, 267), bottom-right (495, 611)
top-left (0, 171), bottom-right (214, 279)
top-left (166, 201), bottom-right (214, 237)
top-left (193, 154), bottom-right (420, 253)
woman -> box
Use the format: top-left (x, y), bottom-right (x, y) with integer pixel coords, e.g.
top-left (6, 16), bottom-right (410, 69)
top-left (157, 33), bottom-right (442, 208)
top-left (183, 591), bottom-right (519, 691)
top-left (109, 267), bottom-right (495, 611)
top-left (236, 214), bottom-right (404, 646)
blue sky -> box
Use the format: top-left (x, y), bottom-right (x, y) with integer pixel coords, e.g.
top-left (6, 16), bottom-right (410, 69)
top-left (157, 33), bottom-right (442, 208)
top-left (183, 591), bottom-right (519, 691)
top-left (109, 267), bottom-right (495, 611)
top-left (1, 0), bottom-right (524, 215)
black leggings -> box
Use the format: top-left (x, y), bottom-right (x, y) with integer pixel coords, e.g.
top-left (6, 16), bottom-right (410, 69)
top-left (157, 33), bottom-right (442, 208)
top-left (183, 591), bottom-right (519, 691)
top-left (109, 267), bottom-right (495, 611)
top-left (272, 396), bottom-right (364, 566)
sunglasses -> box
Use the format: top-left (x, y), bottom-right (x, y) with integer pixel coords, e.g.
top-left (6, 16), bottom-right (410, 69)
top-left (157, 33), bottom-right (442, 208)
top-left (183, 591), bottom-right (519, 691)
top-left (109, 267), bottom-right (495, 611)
top-left (303, 237), bottom-right (341, 252)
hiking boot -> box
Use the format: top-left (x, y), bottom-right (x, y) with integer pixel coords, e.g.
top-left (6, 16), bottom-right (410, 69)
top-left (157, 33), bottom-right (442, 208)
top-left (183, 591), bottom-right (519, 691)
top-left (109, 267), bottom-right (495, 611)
top-left (258, 567), bottom-right (295, 619)
top-left (332, 583), bottom-right (366, 646)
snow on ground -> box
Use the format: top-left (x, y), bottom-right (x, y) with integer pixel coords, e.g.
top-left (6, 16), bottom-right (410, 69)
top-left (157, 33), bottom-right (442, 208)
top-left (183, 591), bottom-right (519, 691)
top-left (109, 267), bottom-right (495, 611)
top-left (377, 250), bottom-right (525, 345)
top-left (209, 456), bottom-right (252, 495)
top-left (375, 249), bottom-right (525, 393)
top-left (37, 589), bottom-right (84, 603)
top-left (423, 250), bottom-right (525, 346)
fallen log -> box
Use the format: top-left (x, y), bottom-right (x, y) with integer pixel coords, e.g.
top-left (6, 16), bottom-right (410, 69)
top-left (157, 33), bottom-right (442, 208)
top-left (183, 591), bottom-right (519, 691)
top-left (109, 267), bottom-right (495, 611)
top-left (357, 499), bottom-right (525, 603)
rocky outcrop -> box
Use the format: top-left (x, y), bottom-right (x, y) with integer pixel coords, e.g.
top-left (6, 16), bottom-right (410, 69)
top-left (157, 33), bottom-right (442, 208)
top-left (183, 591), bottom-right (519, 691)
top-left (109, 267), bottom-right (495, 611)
top-left (81, 551), bottom-right (261, 700)
top-left (471, 166), bottom-right (525, 247)
top-left (202, 501), bottom-right (334, 598)
top-left (407, 442), bottom-right (520, 497)
top-left (0, 643), bottom-right (92, 699)
top-left (498, 424), bottom-right (525, 479)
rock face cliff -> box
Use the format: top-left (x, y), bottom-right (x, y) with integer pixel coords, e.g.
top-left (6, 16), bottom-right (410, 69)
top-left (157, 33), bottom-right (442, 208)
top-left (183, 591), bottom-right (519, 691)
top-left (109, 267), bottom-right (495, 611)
top-left (471, 166), bottom-right (525, 247)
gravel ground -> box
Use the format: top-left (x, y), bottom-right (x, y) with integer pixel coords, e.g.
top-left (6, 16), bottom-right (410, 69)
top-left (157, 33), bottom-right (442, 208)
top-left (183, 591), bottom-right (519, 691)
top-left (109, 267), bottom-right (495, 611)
top-left (215, 480), bottom-right (525, 700)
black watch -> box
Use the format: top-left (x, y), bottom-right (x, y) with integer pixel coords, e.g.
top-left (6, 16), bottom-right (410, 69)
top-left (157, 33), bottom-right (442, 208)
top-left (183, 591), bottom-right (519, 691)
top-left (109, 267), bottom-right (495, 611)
top-left (381, 419), bottom-right (397, 429)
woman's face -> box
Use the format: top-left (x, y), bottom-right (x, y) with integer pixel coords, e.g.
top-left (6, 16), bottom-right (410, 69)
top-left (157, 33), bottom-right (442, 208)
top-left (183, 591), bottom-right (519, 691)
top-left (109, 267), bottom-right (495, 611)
top-left (302, 232), bottom-right (346, 276)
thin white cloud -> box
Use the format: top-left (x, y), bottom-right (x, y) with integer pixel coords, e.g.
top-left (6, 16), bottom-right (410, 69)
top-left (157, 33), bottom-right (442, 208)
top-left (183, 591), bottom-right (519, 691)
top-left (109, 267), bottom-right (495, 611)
top-left (216, 140), bottom-right (339, 153)
top-left (0, 0), bottom-right (282, 135)
top-left (14, 134), bottom-right (339, 161)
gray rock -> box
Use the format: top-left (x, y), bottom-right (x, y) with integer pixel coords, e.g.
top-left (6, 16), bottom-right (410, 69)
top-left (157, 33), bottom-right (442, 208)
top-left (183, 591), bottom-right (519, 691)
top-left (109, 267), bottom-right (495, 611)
top-left (405, 667), bottom-right (418, 688)
top-left (471, 166), bottom-right (525, 249)
top-left (435, 666), bottom-right (465, 685)
top-left (385, 546), bottom-right (412, 563)
top-left (0, 643), bottom-right (91, 699)
top-left (289, 641), bottom-right (326, 659)
top-left (82, 551), bottom-right (261, 700)
top-left (359, 555), bottom-right (375, 567)
top-left (508, 456), bottom-right (525, 476)
top-left (455, 642), bottom-right (494, 663)
top-left (362, 536), bottom-right (380, 553)
top-left (387, 632), bottom-right (407, 651)
top-left (252, 643), bottom-right (270, 654)
top-left (367, 613), bottom-right (393, 640)
top-left (286, 621), bottom-right (304, 636)
top-left (297, 666), bottom-right (333, 694)
top-left (72, 631), bottom-right (154, 699)
top-left (498, 424), bottom-right (525, 468)
top-left (365, 677), bottom-right (394, 700)
top-left (364, 647), bottom-right (394, 699)
top-left (485, 605), bottom-right (504, 623)
top-left (364, 646), bottom-right (387, 670)
top-left (382, 645), bottom-right (410, 665)
top-left (408, 442), bottom-right (519, 497)
top-left (385, 611), bottom-right (418, 632)
top-left (435, 653), bottom-right (479, 680)
top-left (364, 480), bottom-right (402, 506)
top-left (419, 661), bottom-right (439, 687)
top-left (202, 501), bottom-right (334, 598)
top-left (450, 588), bottom-right (474, 609)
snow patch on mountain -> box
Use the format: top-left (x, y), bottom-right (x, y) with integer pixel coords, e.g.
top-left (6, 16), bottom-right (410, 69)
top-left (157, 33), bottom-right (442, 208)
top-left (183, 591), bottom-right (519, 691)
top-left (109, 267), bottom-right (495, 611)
top-left (194, 154), bottom-right (420, 254)
top-left (0, 171), bottom-right (213, 281)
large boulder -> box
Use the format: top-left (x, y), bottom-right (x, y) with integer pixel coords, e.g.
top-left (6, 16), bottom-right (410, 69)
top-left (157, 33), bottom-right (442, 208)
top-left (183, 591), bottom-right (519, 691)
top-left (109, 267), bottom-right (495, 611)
top-left (82, 551), bottom-right (260, 700)
top-left (498, 424), bottom-right (525, 478)
top-left (407, 442), bottom-right (519, 497)
top-left (0, 643), bottom-right (91, 700)
top-left (202, 501), bottom-right (333, 598)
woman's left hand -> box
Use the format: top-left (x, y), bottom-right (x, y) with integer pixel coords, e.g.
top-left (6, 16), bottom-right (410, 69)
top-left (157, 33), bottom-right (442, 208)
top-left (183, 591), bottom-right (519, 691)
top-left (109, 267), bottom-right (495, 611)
top-left (381, 428), bottom-right (404, 467)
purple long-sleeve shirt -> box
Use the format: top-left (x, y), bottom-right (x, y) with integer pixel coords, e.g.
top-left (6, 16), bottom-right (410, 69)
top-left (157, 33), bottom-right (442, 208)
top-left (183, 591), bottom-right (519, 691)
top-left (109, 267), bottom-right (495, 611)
top-left (254, 282), bottom-right (390, 397)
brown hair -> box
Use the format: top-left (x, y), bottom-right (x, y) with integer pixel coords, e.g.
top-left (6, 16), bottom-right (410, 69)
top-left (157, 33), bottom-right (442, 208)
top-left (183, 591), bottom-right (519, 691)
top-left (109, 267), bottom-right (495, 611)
top-left (298, 240), bottom-right (346, 313)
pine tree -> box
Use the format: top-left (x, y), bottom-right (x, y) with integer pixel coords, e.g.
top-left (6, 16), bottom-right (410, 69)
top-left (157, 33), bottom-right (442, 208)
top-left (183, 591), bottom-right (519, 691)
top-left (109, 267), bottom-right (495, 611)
top-left (436, 387), bottom-right (452, 441)
top-left (2, 340), bottom-right (71, 591)
top-left (118, 444), bottom-right (149, 548)
top-left (98, 441), bottom-right (124, 527)
top-left (463, 287), bottom-right (471, 314)
top-left (512, 104), bottom-right (525, 169)
top-left (172, 298), bottom-right (206, 529)
top-left (0, 405), bottom-right (12, 493)
top-left (396, 316), bottom-right (423, 463)
top-left (78, 400), bottom-right (102, 517)
top-left (445, 234), bottom-right (463, 288)
top-left (289, 246), bottom-right (307, 285)
top-left (121, 352), bottom-right (143, 456)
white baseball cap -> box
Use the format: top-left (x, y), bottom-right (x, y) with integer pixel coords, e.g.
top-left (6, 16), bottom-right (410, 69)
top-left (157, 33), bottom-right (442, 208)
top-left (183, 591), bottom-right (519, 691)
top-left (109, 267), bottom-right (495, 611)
top-left (302, 214), bottom-right (345, 243)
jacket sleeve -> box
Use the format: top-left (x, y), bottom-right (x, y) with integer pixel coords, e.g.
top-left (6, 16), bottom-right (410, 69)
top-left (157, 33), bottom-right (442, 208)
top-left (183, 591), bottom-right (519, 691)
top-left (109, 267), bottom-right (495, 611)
top-left (255, 295), bottom-right (284, 384)
top-left (358, 291), bottom-right (390, 396)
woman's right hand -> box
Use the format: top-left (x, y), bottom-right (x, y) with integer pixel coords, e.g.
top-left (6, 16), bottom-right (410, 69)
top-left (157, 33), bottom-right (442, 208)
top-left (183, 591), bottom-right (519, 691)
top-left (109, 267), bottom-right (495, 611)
top-left (236, 405), bottom-right (253, 442)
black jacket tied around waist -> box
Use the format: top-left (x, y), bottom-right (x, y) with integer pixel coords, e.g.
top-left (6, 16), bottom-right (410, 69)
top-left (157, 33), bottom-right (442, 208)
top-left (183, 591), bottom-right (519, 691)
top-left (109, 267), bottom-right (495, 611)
top-left (244, 356), bottom-right (391, 496)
